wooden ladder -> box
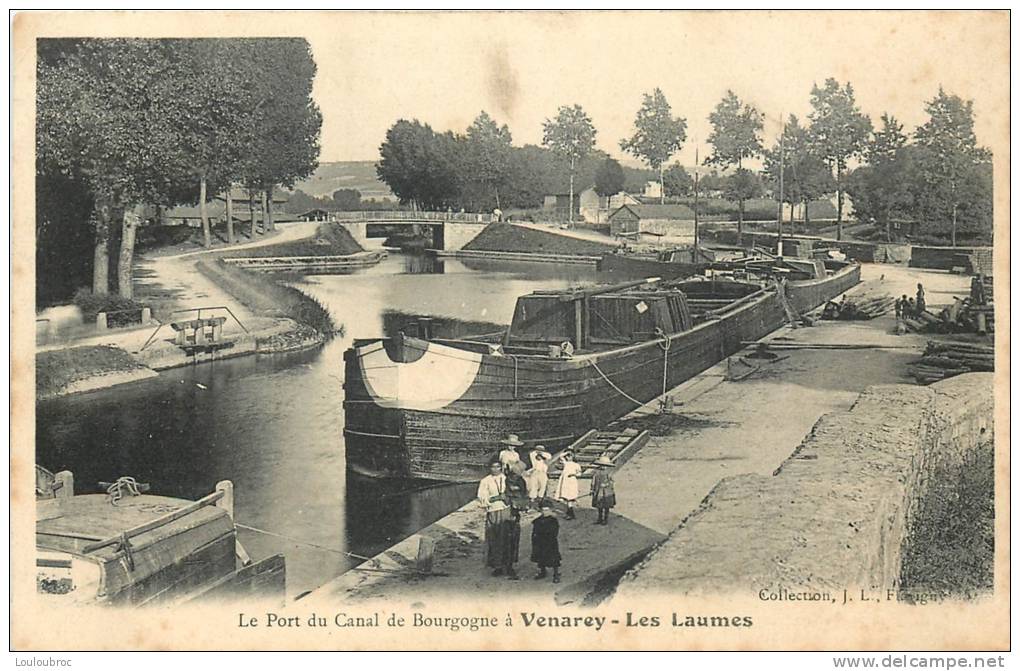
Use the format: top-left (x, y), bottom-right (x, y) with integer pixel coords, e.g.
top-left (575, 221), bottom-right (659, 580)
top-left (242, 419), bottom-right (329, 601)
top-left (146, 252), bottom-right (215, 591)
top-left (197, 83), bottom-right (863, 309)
top-left (549, 427), bottom-right (650, 479)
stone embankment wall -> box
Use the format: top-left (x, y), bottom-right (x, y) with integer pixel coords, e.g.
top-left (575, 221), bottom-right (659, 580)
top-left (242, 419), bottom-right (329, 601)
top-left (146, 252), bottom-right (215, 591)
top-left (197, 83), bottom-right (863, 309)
top-left (614, 373), bottom-right (993, 599)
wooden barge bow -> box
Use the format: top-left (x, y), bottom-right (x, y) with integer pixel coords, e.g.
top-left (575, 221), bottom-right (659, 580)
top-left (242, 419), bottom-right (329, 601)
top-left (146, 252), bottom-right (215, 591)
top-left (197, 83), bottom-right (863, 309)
top-left (343, 260), bottom-right (861, 482)
top-left (36, 469), bottom-right (285, 606)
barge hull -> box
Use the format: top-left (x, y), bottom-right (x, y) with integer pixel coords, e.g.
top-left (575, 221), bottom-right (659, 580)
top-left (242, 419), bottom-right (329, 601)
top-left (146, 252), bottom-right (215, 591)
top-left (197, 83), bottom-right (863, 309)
top-left (343, 265), bottom-right (861, 481)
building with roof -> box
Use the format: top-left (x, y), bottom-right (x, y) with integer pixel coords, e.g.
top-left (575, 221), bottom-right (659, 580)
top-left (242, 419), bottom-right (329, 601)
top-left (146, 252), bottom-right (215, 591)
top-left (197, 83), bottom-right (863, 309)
top-left (608, 203), bottom-right (697, 242)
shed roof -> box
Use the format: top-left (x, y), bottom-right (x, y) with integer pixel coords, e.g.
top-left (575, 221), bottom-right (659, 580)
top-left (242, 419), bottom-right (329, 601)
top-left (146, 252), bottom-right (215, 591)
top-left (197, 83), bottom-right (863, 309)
top-left (609, 203), bottom-right (697, 220)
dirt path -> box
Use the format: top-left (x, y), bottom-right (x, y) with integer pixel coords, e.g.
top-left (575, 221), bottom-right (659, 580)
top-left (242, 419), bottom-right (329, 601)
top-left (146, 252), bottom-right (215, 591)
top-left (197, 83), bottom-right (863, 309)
top-left (134, 221), bottom-right (319, 328)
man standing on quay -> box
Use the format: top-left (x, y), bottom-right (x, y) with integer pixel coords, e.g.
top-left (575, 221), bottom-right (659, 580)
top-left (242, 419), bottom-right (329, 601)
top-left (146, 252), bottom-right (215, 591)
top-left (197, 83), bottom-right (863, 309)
top-left (477, 460), bottom-right (521, 579)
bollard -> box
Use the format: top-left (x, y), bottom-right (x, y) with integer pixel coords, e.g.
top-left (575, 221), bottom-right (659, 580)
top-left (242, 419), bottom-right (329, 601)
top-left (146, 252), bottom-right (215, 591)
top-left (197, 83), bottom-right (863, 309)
top-left (215, 480), bottom-right (234, 519)
top-left (416, 536), bottom-right (436, 574)
top-left (141, 307), bottom-right (152, 323)
top-left (54, 471), bottom-right (74, 499)
top-left (96, 312), bottom-right (108, 330)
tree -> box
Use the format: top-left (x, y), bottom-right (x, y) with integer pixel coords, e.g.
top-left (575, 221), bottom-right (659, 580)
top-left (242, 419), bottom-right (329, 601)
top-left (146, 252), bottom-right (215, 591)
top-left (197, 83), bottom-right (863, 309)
top-left (543, 105), bottom-right (597, 223)
top-left (706, 90), bottom-right (763, 240)
top-left (332, 188), bottom-right (362, 211)
top-left (240, 38), bottom-right (322, 235)
top-left (845, 114), bottom-right (911, 241)
top-left (723, 169), bottom-right (763, 213)
top-left (620, 88), bottom-right (687, 204)
top-left (807, 78), bottom-right (872, 240)
top-left (913, 88), bottom-right (992, 246)
top-left (662, 163), bottom-right (694, 198)
top-left (377, 119), bottom-right (462, 210)
top-left (763, 114), bottom-right (834, 225)
top-left (593, 157), bottom-right (625, 197)
top-left (465, 111), bottom-right (513, 209)
top-left (37, 39), bottom-right (189, 297)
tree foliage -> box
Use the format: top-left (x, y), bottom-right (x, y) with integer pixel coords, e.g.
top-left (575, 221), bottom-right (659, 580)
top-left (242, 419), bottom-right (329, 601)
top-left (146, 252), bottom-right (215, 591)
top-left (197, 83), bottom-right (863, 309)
top-left (807, 78), bottom-right (872, 238)
top-left (332, 188), bottom-right (363, 210)
top-left (37, 37), bottom-right (322, 300)
top-left (662, 163), bottom-right (694, 198)
top-left (843, 114), bottom-right (911, 239)
top-left (763, 114), bottom-right (834, 222)
top-left (464, 111), bottom-right (513, 208)
top-left (593, 157), bottom-right (625, 197)
top-left (376, 119), bottom-right (462, 210)
top-left (706, 90), bottom-right (763, 169)
top-left (542, 104), bottom-right (597, 221)
top-left (912, 88), bottom-right (992, 245)
top-left (620, 88), bottom-right (687, 202)
top-left (706, 91), bottom-right (763, 236)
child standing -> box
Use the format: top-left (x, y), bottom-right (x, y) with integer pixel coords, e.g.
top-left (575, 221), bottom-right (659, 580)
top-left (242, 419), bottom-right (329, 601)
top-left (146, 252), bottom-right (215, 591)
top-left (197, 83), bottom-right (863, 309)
top-left (590, 456), bottom-right (617, 525)
top-left (530, 500), bottom-right (562, 583)
top-left (553, 451), bottom-right (581, 520)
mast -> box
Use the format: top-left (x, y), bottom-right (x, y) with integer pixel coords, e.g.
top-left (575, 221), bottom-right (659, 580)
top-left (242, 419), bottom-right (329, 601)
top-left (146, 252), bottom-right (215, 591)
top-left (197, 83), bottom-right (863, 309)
top-left (693, 146), bottom-right (700, 253)
top-left (777, 114), bottom-right (785, 258)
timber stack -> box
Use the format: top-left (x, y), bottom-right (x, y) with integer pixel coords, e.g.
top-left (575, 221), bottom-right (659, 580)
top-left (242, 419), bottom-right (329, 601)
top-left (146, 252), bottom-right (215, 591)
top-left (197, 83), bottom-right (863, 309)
top-left (910, 340), bottom-right (994, 384)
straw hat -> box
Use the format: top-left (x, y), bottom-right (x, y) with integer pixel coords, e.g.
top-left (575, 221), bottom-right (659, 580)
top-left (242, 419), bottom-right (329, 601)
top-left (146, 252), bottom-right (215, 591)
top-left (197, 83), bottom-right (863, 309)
top-left (593, 456), bottom-right (614, 467)
top-left (500, 434), bottom-right (525, 447)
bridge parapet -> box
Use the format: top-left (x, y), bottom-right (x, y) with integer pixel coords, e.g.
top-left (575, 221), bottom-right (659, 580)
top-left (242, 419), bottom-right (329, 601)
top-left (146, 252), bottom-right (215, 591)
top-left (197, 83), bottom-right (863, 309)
top-left (331, 211), bottom-right (494, 224)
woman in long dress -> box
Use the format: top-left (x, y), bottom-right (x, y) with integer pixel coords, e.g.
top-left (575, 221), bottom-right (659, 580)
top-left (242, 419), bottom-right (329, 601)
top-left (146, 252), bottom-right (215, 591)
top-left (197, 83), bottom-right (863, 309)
top-left (553, 452), bottom-right (581, 520)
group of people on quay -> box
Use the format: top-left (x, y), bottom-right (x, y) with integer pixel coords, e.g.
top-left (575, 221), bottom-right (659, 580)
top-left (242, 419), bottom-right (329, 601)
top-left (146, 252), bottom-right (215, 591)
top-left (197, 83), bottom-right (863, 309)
top-left (895, 283), bottom-right (927, 319)
top-left (477, 434), bottom-right (618, 581)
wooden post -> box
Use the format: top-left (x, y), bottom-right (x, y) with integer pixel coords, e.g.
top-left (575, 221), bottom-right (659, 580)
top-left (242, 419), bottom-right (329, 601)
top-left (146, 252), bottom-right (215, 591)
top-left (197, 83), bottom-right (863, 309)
top-left (574, 300), bottom-right (584, 350)
top-left (225, 188), bottom-right (235, 244)
top-left (141, 307), bottom-right (152, 323)
top-left (96, 312), bottom-right (108, 330)
top-left (416, 536), bottom-right (435, 574)
top-left (54, 471), bottom-right (74, 499)
top-left (215, 480), bottom-right (234, 519)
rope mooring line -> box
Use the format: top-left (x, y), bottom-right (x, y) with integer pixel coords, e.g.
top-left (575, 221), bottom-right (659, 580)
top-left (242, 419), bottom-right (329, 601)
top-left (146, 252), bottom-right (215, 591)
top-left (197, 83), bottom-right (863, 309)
top-left (234, 522), bottom-right (374, 562)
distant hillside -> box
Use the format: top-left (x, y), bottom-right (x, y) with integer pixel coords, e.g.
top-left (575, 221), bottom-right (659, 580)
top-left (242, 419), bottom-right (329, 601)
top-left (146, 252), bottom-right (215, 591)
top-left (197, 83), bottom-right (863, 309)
top-left (292, 161), bottom-right (396, 201)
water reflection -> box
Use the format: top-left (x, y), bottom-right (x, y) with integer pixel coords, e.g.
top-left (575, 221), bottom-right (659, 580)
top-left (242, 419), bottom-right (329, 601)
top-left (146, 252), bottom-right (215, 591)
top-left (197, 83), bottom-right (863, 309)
top-left (36, 252), bottom-right (599, 598)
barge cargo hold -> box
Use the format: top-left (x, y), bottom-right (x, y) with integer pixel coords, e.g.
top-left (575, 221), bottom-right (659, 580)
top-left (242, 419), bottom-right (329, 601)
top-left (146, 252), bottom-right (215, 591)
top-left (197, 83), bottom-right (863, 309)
top-left (343, 261), bottom-right (861, 481)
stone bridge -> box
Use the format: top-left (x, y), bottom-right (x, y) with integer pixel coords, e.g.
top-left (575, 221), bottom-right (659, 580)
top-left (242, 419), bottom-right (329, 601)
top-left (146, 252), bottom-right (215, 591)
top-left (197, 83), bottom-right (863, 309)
top-left (331, 211), bottom-right (492, 252)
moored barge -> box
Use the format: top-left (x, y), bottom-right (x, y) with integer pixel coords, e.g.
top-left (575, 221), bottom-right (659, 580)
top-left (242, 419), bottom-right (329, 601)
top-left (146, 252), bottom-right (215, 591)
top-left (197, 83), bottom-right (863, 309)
top-left (343, 259), bottom-right (861, 481)
top-left (36, 468), bottom-right (285, 606)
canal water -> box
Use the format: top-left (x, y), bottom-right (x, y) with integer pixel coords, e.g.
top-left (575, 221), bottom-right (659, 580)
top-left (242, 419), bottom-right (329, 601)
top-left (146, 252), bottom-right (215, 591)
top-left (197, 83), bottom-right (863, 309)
top-left (36, 251), bottom-right (599, 598)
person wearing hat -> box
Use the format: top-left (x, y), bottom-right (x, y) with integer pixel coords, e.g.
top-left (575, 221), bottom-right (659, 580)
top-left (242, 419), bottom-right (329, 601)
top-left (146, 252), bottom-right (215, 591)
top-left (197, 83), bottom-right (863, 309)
top-left (477, 460), bottom-right (521, 579)
top-left (553, 451), bottom-right (581, 520)
top-left (530, 499), bottom-right (562, 583)
top-left (498, 434), bottom-right (524, 474)
top-left (590, 456), bottom-right (617, 525)
top-left (525, 446), bottom-right (553, 505)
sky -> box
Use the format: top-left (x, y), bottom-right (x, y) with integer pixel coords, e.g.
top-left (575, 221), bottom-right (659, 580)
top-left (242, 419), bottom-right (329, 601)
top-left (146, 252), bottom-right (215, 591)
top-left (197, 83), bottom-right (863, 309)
top-left (304, 11), bottom-right (1008, 167)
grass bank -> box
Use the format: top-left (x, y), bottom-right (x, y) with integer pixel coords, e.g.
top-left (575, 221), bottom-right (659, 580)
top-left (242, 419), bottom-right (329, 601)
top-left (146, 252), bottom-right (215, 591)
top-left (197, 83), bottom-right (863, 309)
top-left (220, 222), bottom-right (364, 258)
top-left (37, 345), bottom-right (153, 399)
top-left (195, 257), bottom-right (336, 337)
top-left (899, 440), bottom-right (994, 601)
top-left (463, 223), bottom-right (615, 256)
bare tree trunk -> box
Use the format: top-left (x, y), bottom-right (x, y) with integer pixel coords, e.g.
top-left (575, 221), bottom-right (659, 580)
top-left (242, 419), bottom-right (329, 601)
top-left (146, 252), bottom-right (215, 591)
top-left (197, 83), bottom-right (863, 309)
top-left (199, 177), bottom-right (212, 248)
top-left (951, 202), bottom-right (958, 247)
top-left (494, 185), bottom-right (500, 209)
top-left (92, 199), bottom-right (111, 295)
top-left (659, 164), bottom-right (665, 204)
top-left (117, 205), bottom-right (141, 298)
top-left (737, 199), bottom-right (744, 245)
top-left (568, 158), bottom-right (575, 225)
top-left (225, 188), bottom-right (235, 244)
top-left (804, 199), bottom-right (810, 226)
top-left (264, 187), bottom-right (275, 232)
top-left (249, 191), bottom-right (257, 238)
top-left (835, 166), bottom-right (844, 241)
